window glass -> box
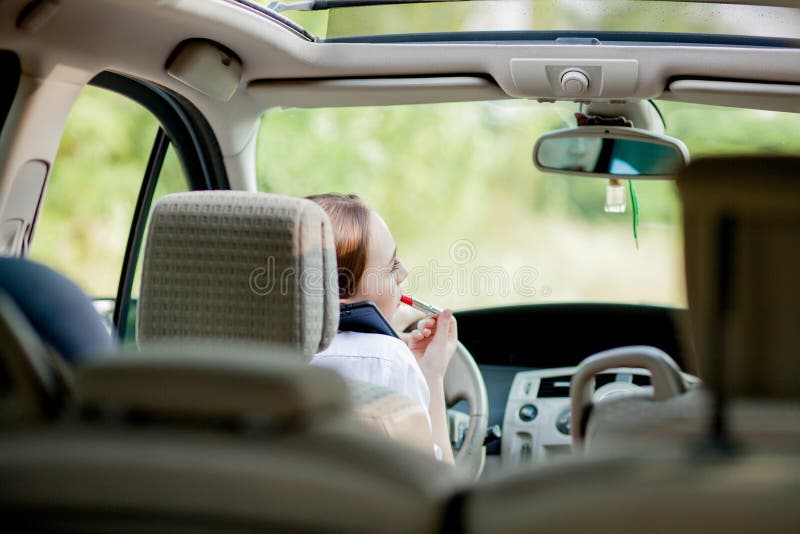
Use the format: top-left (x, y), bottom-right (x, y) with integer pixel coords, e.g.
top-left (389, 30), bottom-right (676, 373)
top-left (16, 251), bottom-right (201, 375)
top-left (256, 100), bottom-right (800, 310)
top-left (30, 86), bottom-right (157, 297)
top-left (30, 85), bottom-right (189, 338)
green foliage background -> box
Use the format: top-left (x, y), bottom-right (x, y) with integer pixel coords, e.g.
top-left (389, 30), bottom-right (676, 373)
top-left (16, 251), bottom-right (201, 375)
top-left (28, 0), bottom-right (800, 309)
top-left (276, 0), bottom-right (800, 40)
top-left (29, 87), bottom-right (187, 297)
top-left (255, 99), bottom-right (799, 309)
top-left (30, 88), bottom-right (800, 309)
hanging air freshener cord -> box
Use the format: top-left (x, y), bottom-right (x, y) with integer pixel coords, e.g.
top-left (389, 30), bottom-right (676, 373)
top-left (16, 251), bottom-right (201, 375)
top-left (629, 179), bottom-right (639, 249)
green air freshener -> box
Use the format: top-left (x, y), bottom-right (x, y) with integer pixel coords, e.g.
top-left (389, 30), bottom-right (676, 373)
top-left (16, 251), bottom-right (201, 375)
top-left (629, 180), bottom-right (639, 249)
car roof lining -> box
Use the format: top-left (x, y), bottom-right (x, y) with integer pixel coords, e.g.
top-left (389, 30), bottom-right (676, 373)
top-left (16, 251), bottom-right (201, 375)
top-left (248, 75), bottom-right (509, 109)
top-left (4, 1), bottom-right (800, 122)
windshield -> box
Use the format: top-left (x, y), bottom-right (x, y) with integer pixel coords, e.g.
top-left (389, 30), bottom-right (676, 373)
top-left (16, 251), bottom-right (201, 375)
top-left (255, 0), bottom-right (800, 42)
top-left (256, 100), bottom-right (800, 311)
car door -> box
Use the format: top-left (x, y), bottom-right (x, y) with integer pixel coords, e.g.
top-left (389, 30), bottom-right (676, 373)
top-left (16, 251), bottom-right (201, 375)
top-left (26, 72), bottom-right (229, 344)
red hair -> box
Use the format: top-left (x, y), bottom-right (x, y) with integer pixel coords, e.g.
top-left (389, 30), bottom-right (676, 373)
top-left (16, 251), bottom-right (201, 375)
top-left (307, 193), bottom-right (370, 299)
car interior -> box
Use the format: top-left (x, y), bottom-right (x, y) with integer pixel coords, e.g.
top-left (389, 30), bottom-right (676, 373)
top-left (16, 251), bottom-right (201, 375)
top-left (1, 0), bottom-right (799, 531)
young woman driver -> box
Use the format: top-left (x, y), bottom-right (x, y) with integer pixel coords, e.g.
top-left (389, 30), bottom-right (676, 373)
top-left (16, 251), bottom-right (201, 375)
top-left (307, 194), bottom-right (458, 464)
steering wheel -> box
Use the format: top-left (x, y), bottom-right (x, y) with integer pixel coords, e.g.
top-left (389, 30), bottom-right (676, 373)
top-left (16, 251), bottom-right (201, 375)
top-left (444, 341), bottom-right (488, 482)
top-left (569, 345), bottom-right (687, 451)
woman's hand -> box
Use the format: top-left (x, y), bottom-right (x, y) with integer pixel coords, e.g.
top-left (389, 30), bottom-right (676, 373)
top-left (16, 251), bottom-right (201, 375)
top-left (410, 309), bottom-right (458, 465)
top-left (391, 304), bottom-right (426, 345)
top-left (409, 309), bottom-right (458, 381)
top-left (406, 315), bottom-right (435, 352)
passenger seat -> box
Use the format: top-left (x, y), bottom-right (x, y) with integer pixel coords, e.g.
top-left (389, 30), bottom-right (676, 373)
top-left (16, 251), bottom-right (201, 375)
top-left (136, 191), bottom-right (437, 456)
top-left (0, 193), bottom-right (460, 531)
top-left (0, 341), bottom-right (459, 531)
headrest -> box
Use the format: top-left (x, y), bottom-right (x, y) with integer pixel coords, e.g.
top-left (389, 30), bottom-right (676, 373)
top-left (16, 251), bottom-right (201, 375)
top-left (0, 257), bottom-right (115, 363)
top-left (677, 156), bottom-right (800, 399)
top-left (137, 192), bottom-right (339, 360)
top-left (75, 343), bottom-right (351, 425)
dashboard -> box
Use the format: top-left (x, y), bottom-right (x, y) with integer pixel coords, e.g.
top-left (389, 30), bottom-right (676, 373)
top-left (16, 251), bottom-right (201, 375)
top-left (450, 303), bottom-right (691, 467)
top-left (502, 366), bottom-right (654, 465)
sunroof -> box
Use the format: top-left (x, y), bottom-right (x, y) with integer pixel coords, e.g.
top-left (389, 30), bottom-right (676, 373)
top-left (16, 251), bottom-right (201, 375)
top-left (253, 0), bottom-right (800, 42)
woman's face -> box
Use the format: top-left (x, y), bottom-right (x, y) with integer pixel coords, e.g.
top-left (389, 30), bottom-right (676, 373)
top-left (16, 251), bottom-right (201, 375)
top-left (344, 211), bottom-right (408, 321)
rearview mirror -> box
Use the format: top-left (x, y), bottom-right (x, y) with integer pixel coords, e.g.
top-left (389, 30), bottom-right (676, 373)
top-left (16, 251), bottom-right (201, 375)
top-left (533, 126), bottom-right (690, 179)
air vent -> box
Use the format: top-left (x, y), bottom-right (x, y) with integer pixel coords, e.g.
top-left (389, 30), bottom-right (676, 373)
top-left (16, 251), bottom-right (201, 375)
top-left (632, 374), bottom-right (651, 386)
top-left (594, 374), bottom-right (617, 389)
top-left (538, 373), bottom-right (652, 398)
top-left (537, 375), bottom-right (572, 398)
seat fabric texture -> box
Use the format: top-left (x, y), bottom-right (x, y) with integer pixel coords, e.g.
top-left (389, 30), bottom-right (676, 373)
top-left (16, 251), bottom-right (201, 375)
top-left (137, 191), bottom-right (338, 359)
top-left (74, 342), bottom-right (352, 425)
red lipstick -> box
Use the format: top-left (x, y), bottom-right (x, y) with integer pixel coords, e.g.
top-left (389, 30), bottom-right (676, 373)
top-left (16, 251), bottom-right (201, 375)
top-left (400, 294), bottom-right (441, 315)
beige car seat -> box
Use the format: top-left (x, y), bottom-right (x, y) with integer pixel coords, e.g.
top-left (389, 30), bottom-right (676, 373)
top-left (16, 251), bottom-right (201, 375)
top-left (137, 191), bottom-right (436, 456)
top-left (0, 190), bottom-right (460, 530)
top-left (0, 341), bottom-right (459, 531)
top-left (584, 156), bottom-right (800, 453)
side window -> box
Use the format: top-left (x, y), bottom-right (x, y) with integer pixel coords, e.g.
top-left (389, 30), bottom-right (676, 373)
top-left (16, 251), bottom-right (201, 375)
top-left (29, 85), bottom-right (188, 342)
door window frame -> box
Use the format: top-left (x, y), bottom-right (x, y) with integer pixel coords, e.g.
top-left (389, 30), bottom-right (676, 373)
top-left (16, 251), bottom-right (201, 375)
top-left (88, 72), bottom-right (230, 338)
